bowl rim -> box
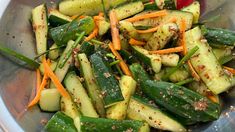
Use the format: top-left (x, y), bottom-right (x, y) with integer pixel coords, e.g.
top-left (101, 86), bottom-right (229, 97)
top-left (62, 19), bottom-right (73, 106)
top-left (0, 0), bottom-right (24, 131)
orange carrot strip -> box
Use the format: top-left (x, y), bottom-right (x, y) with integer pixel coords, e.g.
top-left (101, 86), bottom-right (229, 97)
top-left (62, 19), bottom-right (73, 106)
top-left (98, 12), bottom-right (104, 17)
top-left (149, 46), bottom-right (183, 54)
top-left (136, 17), bottom-right (177, 34)
top-left (43, 59), bottom-right (70, 98)
top-left (207, 94), bottom-right (219, 103)
top-left (223, 66), bottom-right (235, 74)
top-left (71, 15), bottom-right (85, 20)
top-left (85, 26), bottom-right (98, 41)
top-left (187, 61), bottom-right (200, 81)
top-left (94, 16), bottom-right (104, 21)
top-left (36, 69), bottom-right (41, 92)
top-left (126, 10), bottom-right (168, 22)
top-left (129, 38), bottom-right (146, 46)
top-left (85, 13), bottom-right (104, 41)
top-left (28, 65), bottom-right (49, 107)
top-left (109, 43), bottom-right (132, 76)
top-left (180, 19), bottom-right (187, 55)
top-left (109, 10), bottom-right (121, 50)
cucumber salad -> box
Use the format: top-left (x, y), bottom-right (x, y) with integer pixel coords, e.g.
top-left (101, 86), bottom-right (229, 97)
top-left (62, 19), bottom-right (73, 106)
top-left (1, 0), bottom-right (235, 132)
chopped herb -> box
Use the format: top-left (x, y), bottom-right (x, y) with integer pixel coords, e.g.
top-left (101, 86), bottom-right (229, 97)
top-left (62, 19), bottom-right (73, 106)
top-left (58, 31), bottom-right (85, 68)
top-left (162, 46), bottom-right (199, 80)
top-left (0, 44), bottom-right (39, 69)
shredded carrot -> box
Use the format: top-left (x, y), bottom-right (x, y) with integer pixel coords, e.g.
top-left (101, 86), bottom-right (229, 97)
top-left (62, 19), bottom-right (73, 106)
top-left (94, 16), bottom-right (104, 21)
top-left (98, 12), bottom-right (104, 17)
top-left (85, 26), bottom-right (98, 41)
top-left (28, 60), bottom-right (49, 108)
top-left (187, 61), bottom-right (200, 81)
top-left (85, 12), bottom-right (104, 41)
top-left (136, 17), bottom-right (177, 34)
top-left (71, 15), bottom-right (85, 20)
top-left (109, 10), bottom-right (121, 50)
top-left (180, 19), bottom-right (187, 55)
top-left (126, 10), bottom-right (168, 22)
top-left (109, 43), bottom-right (132, 76)
top-left (223, 66), bottom-right (235, 74)
top-left (149, 46), bottom-right (183, 54)
top-left (36, 69), bottom-right (41, 92)
top-left (43, 59), bottom-right (70, 98)
top-left (207, 94), bottom-right (219, 103)
top-left (129, 38), bottom-right (146, 46)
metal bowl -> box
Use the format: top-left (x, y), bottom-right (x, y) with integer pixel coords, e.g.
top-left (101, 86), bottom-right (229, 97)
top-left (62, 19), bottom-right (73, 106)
top-left (0, 0), bottom-right (235, 131)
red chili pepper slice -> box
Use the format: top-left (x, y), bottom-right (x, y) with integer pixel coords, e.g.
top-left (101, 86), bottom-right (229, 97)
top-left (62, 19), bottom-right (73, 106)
top-left (177, 0), bottom-right (194, 9)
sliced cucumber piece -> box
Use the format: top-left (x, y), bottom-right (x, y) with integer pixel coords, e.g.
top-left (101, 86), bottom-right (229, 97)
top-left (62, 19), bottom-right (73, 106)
top-left (114, 1), bottom-right (144, 20)
top-left (32, 4), bottom-right (48, 60)
top-left (145, 23), bottom-right (178, 50)
top-left (50, 40), bottom-right (75, 88)
top-left (64, 71), bottom-right (99, 118)
top-left (90, 53), bottom-right (124, 107)
top-left (48, 43), bottom-right (61, 60)
top-left (48, 9), bottom-right (72, 26)
top-left (133, 10), bottom-right (193, 30)
top-left (59, 0), bottom-right (129, 16)
top-left (50, 16), bottom-right (95, 46)
top-left (77, 53), bottom-right (106, 117)
top-left (127, 96), bottom-right (186, 131)
top-left (155, 0), bottom-right (176, 9)
top-left (181, 1), bottom-right (200, 24)
top-left (77, 116), bottom-right (144, 132)
top-left (160, 53), bottom-right (179, 67)
top-left (97, 19), bottom-right (110, 36)
top-left (185, 27), bottom-right (232, 94)
top-left (44, 112), bottom-right (77, 132)
top-left (131, 46), bottom-right (162, 73)
top-left (106, 76), bottom-right (137, 120)
top-left (39, 89), bottom-right (60, 112)
top-left (61, 95), bottom-right (80, 119)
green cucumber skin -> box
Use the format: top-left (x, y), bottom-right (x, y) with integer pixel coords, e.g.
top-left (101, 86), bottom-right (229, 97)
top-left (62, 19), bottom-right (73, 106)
top-left (141, 80), bottom-right (220, 122)
top-left (49, 15), bottom-right (70, 27)
top-left (130, 46), bottom-right (151, 66)
top-left (129, 63), bottom-right (150, 83)
top-left (77, 53), bottom-right (106, 117)
top-left (201, 26), bottom-right (235, 47)
top-left (50, 17), bottom-right (95, 46)
top-left (144, 2), bottom-right (159, 10)
top-left (118, 50), bottom-right (139, 64)
top-left (80, 41), bottom-right (95, 57)
top-left (44, 112), bottom-right (77, 132)
top-left (128, 96), bottom-right (186, 131)
top-left (80, 116), bottom-right (143, 132)
top-left (90, 53), bottom-right (124, 107)
top-left (163, 0), bottom-right (176, 9)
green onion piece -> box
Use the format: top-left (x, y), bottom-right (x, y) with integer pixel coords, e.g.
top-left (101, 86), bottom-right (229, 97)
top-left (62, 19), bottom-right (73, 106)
top-left (162, 46), bottom-right (199, 80)
top-left (101, 0), bottom-right (108, 19)
top-left (219, 55), bottom-right (234, 65)
top-left (34, 45), bottom-right (65, 60)
top-left (0, 44), bottom-right (39, 69)
top-left (106, 53), bottom-right (115, 59)
top-left (58, 31), bottom-right (85, 68)
top-left (175, 78), bottom-right (195, 86)
top-left (110, 60), bottom-right (120, 66)
top-left (90, 39), bottom-right (104, 45)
